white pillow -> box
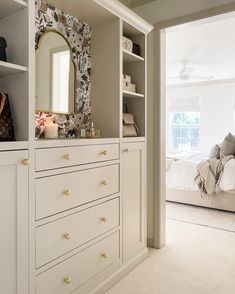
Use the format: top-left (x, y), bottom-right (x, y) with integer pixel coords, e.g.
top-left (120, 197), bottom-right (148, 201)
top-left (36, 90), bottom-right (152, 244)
top-left (209, 144), bottom-right (220, 159)
top-left (220, 133), bottom-right (235, 157)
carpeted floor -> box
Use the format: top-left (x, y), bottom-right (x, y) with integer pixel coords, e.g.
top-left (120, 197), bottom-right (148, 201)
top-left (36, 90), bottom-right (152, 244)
top-left (166, 201), bottom-right (235, 232)
top-left (106, 219), bottom-right (235, 294)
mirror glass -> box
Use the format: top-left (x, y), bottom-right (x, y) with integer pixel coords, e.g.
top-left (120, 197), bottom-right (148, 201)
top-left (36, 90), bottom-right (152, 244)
top-left (36, 31), bottom-right (75, 114)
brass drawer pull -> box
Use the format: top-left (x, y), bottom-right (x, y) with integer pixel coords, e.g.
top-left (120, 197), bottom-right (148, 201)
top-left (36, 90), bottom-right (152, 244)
top-left (64, 276), bottom-right (72, 284)
top-left (63, 154), bottom-right (72, 160)
top-left (101, 252), bottom-right (108, 259)
top-left (21, 159), bottom-right (29, 166)
top-left (123, 148), bottom-right (129, 153)
top-left (101, 180), bottom-right (107, 186)
top-left (63, 233), bottom-right (71, 240)
top-left (63, 189), bottom-right (72, 196)
top-left (101, 150), bottom-right (107, 156)
top-left (100, 216), bottom-right (108, 223)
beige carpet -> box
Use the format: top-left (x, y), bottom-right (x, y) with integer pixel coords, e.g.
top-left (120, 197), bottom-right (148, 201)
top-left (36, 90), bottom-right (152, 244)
top-left (166, 201), bottom-right (235, 232)
top-left (106, 220), bottom-right (235, 294)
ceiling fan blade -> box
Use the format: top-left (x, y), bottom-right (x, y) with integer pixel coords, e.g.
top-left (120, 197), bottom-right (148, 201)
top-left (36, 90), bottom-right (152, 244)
top-left (180, 67), bottom-right (193, 77)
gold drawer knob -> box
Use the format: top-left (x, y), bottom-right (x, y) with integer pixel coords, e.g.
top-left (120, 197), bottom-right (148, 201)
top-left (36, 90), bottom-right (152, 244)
top-left (101, 150), bottom-right (107, 156)
top-left (123, 148), bottom-right (129, 153)
top-left (101, 252), bottom-right (108, 259)
top-left (21, 159), bottom-right (29, 166)
top-left (100, 216), bottom-right (108, 223)
top-left (63, 189), bottom-right (72, 196)
top-left (64, 276), bottom-right (72, 284)
top-left (64, 154), bottom-right (72, 160)
top-left (101, 180), bottom-right (107, 186)
top-left (63, 233), bottom-right (71, 240)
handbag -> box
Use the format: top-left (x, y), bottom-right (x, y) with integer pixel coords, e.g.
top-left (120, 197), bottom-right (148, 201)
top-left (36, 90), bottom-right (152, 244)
top-left (0, 93), bottom-right (15, 141)
top-left (123, 103), bottom-right (139, 137)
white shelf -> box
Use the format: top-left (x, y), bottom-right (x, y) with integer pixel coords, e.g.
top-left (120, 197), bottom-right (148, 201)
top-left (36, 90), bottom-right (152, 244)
top-left (0, 61), bottom-right (28, 77)
top-left (123, 49), bottom-right (144, 63)
top-left (0, 141), bottom-right (28, 151)
top-left (0, 0), bottom-right (27, 18)
top-left (122, 137), bottom-right (146, 143)
top-left (35, 138), bottom-right (120, 149)
top-left (123, 90), bottom-right (144, 99)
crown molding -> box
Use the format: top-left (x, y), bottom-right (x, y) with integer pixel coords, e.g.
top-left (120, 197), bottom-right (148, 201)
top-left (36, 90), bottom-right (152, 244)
top-left (94, 0), bottom-right (153, 34)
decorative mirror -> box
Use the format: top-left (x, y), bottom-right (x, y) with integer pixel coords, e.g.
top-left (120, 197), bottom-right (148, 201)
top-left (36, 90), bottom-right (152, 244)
top-left (36, 30), bottom-right (76, 114)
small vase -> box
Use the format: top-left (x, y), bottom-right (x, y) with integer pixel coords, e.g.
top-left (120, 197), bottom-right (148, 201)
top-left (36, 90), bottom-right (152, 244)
top-left (0, 37), bottom-right (7, 62)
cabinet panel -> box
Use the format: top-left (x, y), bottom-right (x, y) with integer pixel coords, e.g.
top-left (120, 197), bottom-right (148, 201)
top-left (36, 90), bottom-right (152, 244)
top-left (122, 142), bottom-right (146, 263)
top-left (0, 150), bottom-right (28, 294)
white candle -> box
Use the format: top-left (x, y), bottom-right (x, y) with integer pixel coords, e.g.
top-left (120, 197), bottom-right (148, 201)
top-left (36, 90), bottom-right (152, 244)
top-left (44, 122), bottom-right (58, 139)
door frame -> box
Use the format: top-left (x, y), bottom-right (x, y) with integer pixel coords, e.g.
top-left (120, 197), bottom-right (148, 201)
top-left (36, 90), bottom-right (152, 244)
top-left (153, 2), bottom-right (235, 249)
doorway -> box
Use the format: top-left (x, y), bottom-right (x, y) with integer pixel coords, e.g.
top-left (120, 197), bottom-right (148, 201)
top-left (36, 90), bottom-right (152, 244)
top-left (154, 6), bottom-right (235, 249)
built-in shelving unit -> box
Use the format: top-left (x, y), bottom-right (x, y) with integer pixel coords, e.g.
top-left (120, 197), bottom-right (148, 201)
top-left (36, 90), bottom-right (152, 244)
top-left (0, 61), bottom-right (27, 77)
top-left (0, 0), bottom-right (27, 18)
top-left (123, 90), bottom-right (144, 99)
top-left (122, 21), bottom-right (146, 138)
top-left (0, 0), bottom-right (29, 145)
top-left (123, 49), bottom-right (144, 63)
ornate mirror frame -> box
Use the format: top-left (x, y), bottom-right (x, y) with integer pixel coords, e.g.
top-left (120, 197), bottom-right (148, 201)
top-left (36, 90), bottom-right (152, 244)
top-left (35, 0), bottom-right (91, 126)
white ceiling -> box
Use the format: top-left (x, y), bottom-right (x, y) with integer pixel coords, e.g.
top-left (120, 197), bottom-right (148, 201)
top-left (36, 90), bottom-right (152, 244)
top-left (119, 0), bottom-right (157, 8)
top-left (166, 12), bottom-right (235, 85)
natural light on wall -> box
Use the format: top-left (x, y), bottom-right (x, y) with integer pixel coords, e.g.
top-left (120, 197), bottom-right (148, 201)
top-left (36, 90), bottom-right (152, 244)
top-left (52, 50), bottom-right (70, 113)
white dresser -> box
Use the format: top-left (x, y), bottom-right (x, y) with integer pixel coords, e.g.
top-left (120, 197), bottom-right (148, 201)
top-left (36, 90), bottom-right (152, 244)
top-left (34, 140), bottom-right (121, 294)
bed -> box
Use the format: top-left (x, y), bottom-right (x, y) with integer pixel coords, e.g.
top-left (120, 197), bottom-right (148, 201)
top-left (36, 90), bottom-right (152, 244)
top-left (166, 152), bottom-right (235, 212)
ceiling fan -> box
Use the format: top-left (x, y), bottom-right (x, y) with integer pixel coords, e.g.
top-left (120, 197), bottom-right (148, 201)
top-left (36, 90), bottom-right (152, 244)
top-left (168, 60), bottom-right (214, 81)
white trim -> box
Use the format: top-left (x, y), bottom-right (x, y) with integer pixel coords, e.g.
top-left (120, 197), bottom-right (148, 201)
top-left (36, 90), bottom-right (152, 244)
top-left (153, 2), bottom-right (235, 249)
top-left (94, 0), bottom-right (153, 34)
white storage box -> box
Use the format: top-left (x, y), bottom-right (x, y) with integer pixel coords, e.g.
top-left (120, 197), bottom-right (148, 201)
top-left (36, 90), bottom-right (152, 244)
top-left (123, 74), bottom-right (131, 84)
top-left (123, 82), bottom-right (136, 93)
top-left (122, 36), bottom-right (133, 52)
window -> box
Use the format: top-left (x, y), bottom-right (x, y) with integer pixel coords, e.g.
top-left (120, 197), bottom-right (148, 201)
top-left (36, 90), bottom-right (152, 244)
top-left (169, 112), bottom-right (200, 153)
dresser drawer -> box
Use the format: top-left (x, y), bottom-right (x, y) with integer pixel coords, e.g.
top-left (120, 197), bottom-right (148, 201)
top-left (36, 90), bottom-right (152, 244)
top-left (36, 231), bottom-right (119, 294)
top-left (36, 144), bottom-right (119, 171)
top-left (36, 164), bottom-right (119, 219)
top-left (36, 198), bottom-right (119, 268)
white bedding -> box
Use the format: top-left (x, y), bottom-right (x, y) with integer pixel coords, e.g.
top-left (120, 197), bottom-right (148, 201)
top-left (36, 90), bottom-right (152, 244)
top-left (166, 152), bottom-right (235, 193)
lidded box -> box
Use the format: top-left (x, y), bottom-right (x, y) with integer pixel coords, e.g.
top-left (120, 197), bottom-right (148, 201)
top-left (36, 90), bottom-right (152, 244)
top-left (123, 74), bottom-right (131, 84)
top-left (122, 82), bottom-right (136, 93)
top-left (122, 36), bottom-right (133, 52)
